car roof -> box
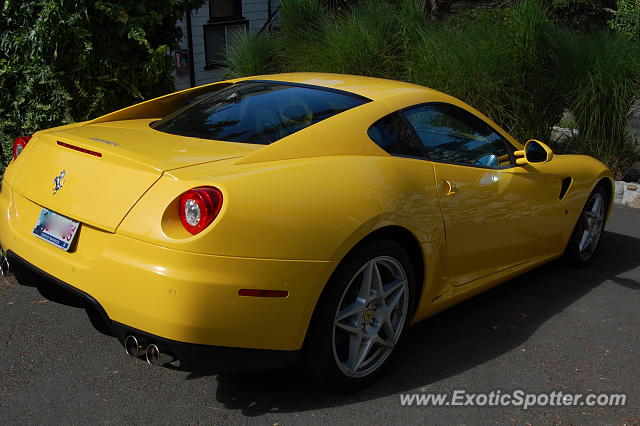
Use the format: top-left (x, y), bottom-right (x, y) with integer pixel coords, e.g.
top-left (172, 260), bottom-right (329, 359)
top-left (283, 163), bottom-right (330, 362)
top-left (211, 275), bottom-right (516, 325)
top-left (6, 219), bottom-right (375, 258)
top-left (228, 73), bottom-right (523, 164)
top-left (234, 72), bottom-right (440, 102)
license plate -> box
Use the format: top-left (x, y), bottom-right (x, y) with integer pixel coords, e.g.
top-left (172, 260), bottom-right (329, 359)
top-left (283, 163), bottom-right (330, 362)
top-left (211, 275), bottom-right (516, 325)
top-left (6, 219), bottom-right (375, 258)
top-left (32, 208), bottom-right (80, 251)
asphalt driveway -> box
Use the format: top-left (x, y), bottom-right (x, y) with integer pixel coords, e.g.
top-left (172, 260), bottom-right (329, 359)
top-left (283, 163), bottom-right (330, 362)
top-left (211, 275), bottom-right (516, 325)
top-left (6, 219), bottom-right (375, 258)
top-left (1, 206), bottom-right (639, 425)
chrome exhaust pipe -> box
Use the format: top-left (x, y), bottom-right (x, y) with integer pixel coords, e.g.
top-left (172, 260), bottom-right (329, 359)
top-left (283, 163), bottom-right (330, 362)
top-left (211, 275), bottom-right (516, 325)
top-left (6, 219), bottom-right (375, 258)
top-left (145, 344), bottom-right (175, 366)
top-left (1, 255), bottom-right (9, 276)
top-left (124, 335), bottom-right (145, 357)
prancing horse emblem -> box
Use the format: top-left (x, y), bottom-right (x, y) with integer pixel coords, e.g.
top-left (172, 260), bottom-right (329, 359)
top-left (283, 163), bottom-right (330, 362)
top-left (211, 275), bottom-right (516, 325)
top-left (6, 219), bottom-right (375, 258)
top-left (52, 170), bottom-right (66, 195)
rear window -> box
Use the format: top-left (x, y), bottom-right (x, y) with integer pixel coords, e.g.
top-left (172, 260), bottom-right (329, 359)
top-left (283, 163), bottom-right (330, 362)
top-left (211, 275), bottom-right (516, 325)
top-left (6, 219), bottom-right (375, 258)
top-left (151, 81), bottom-right (369, 145)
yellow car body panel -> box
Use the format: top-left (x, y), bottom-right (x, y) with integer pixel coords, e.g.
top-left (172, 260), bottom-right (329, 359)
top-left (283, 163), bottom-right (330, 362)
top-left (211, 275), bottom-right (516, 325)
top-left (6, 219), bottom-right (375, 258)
top-left (0, 188), bottom-right (334, 349)
top-left (0, 73), bottom-right (613, 355)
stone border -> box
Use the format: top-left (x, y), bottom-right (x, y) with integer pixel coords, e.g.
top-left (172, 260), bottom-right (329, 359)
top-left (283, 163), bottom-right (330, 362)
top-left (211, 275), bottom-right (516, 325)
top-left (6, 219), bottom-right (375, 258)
top-left (615, 181), bottom-right (640, 208)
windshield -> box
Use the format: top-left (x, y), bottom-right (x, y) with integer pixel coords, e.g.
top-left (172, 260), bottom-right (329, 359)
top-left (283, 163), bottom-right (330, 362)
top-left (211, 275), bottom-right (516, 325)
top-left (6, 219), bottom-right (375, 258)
top-left (151, 81), bottom-right (369, 145)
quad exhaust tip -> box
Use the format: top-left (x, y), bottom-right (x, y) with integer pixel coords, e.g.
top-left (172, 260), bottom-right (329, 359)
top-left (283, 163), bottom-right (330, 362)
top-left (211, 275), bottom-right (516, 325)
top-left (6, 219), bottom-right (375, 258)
top-left (1, 255), bottom-right (10, 276)
top-left (125, 335), bottom-right (177, 366)
top-left (145, 343), bottom-right (175, 366)
top-left (124, 335), bottom-right (145, 357)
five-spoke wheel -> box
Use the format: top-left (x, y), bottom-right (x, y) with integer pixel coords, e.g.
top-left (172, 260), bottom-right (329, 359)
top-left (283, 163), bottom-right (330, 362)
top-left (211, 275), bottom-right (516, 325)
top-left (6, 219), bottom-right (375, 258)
top-left (578, 192), bottom-right (605, 261)
top-left (565, 184), bottom-right (608, 266)
top-left (332, 256), bottom-right (409, 378)
top-left (304, 239), bottom-right (415, 390)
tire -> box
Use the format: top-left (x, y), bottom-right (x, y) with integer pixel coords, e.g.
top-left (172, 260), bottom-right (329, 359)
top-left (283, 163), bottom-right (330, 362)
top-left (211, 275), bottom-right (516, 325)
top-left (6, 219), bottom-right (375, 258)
top-left (303, 239), bottom-right (416, 391)
top-left (563, 184), bottom-right (608, 267)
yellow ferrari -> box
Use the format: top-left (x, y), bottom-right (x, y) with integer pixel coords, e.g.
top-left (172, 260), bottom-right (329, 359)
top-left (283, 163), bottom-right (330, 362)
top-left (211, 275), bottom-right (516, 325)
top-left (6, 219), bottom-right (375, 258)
top-left (0, 73), bottom-right (613, 390)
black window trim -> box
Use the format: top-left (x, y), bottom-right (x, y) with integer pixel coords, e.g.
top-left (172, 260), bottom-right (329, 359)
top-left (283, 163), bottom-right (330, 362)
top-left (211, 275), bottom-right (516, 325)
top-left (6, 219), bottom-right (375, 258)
top-left (370, 102), bottom-right (519, 170)
top-left (208, 0), bottom-right (244, 23)
top-left (366, 111), bottom-right (428, 160)
top-left (244, 79), bottom-right (373, 103)
top-left (397, 111), bottom-right (430, 159)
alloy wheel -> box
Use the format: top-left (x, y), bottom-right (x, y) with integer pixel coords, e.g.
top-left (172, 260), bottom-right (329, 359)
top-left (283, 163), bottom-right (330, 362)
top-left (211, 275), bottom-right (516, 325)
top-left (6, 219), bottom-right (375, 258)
top-left (578, 192), bottom-right (605, 261)
top-left (332, 256), bottom-right (409, 378)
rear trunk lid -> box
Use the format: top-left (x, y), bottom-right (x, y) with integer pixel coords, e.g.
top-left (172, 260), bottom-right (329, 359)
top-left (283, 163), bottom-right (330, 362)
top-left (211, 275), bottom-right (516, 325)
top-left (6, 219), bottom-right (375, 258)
top-left (11, 119), bottom-right (259, 232)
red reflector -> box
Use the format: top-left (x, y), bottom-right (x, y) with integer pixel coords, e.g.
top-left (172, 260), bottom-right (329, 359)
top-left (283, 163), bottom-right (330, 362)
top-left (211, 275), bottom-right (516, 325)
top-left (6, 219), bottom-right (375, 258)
top-left (238, 289), bottom-right (289, 298)
top-left (57, 141), bottom-right (102, 157)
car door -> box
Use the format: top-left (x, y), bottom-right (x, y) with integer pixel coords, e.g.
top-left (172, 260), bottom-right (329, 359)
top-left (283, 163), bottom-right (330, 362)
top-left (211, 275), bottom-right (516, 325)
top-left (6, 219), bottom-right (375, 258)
top-left (401, 103), bottom-right (557, 286)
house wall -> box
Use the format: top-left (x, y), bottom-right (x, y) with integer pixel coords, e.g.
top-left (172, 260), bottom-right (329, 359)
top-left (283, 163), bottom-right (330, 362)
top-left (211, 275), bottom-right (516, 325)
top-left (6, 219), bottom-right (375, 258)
top-left (174, 0), bottom-right (278, 91)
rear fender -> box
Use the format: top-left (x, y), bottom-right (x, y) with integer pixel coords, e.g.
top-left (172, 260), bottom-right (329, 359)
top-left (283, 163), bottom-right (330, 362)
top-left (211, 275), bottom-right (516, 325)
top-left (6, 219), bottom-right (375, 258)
top-left (117, 156), bottom-right (445, 260)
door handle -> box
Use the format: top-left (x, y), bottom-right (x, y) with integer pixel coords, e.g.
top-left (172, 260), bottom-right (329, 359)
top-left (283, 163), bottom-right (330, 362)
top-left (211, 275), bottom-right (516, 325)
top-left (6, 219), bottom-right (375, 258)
top-left (442, 180), bottom-right (457, 196)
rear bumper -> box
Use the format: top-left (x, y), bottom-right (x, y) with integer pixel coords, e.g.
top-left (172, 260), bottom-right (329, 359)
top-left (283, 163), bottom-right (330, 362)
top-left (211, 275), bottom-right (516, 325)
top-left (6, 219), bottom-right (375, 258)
top-left (0, 187), bottom-right (336, 354)
top-left (7, 250), bottom-right (299, 371)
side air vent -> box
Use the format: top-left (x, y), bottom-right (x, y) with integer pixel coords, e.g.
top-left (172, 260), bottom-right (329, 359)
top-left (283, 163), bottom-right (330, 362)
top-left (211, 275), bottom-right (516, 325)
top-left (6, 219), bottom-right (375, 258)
top-left (559, 177), bottom-right (572, 199)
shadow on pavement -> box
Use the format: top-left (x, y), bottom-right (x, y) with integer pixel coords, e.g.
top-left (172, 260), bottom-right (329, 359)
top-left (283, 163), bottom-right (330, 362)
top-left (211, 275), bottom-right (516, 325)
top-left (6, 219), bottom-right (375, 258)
top-left (210, 230), bottom-right (640, 416)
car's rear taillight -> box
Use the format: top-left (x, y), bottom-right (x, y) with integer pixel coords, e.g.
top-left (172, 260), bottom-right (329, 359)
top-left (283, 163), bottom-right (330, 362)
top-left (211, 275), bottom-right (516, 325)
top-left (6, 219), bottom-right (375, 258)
top-left (12, 136), bottom-right (31, 159)
top-left (179, 186), bottom-right (223, 235)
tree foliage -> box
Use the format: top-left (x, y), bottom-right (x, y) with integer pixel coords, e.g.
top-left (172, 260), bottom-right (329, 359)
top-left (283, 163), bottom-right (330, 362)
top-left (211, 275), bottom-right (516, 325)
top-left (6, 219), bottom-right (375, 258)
top-left (0, 0), bottom-right (204, 166)
top-left (609, 0), bottom-right (640, 40)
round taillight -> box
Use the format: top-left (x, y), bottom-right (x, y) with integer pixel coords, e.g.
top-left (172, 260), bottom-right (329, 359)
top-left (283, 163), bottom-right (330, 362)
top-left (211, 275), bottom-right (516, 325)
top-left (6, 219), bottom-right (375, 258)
top-left (178, 187), bottom-right (223, 235)
top-left (13, 136), bottom-right (31, 160)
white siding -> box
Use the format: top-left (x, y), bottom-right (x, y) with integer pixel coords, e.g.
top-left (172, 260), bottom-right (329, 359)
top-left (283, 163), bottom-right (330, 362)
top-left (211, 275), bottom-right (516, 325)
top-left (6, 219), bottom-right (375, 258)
top-left (174, 0), bottom-right (277, 91)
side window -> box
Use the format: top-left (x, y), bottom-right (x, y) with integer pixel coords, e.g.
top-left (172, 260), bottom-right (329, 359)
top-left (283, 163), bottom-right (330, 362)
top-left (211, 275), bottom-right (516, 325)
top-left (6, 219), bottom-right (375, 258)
top-left (368, 112), bottom-right (424, 158)
top-left (402, 104), bottom-right (514, 168)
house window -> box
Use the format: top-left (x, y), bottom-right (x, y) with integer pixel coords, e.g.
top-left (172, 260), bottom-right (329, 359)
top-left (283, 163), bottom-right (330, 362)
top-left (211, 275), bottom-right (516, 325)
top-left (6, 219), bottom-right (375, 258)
top-left (204, 0), bottom-right (247, 68)
top-left (204, 21), bottom-right (248, 68)
top-left (209, 0), bottom-right (243, 21)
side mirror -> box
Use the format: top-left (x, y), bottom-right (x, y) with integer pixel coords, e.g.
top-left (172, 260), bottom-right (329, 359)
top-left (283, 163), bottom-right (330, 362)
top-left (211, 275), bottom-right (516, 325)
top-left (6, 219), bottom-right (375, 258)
top-left (514, 139), bottom-right (553, 165)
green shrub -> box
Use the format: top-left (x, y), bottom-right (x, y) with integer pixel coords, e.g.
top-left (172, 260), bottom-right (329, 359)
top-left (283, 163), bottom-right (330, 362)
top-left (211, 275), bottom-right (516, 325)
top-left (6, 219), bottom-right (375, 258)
top-left (0, 0), bottom-right (204, 170)
top-left (503, 0), bottom-right (565, 140)
top-left (405, 9), bottom-right (516, 127)
top-left (397, 0), bottom-right (431, 45)
top-left (609, 0), bottom-right (640, 40)
top-left (549, 29), bottom-right (640, 178)
top-left (316, 0), bottom-right (402, 77)
top-left (277, 0), bottom-right (328, 71)
top-left (225, 30), bottom-right (280, 77)
top-left (277, 0), bottom-right (404, 77)
top-left (406, 0), bottom-right (562, 142)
